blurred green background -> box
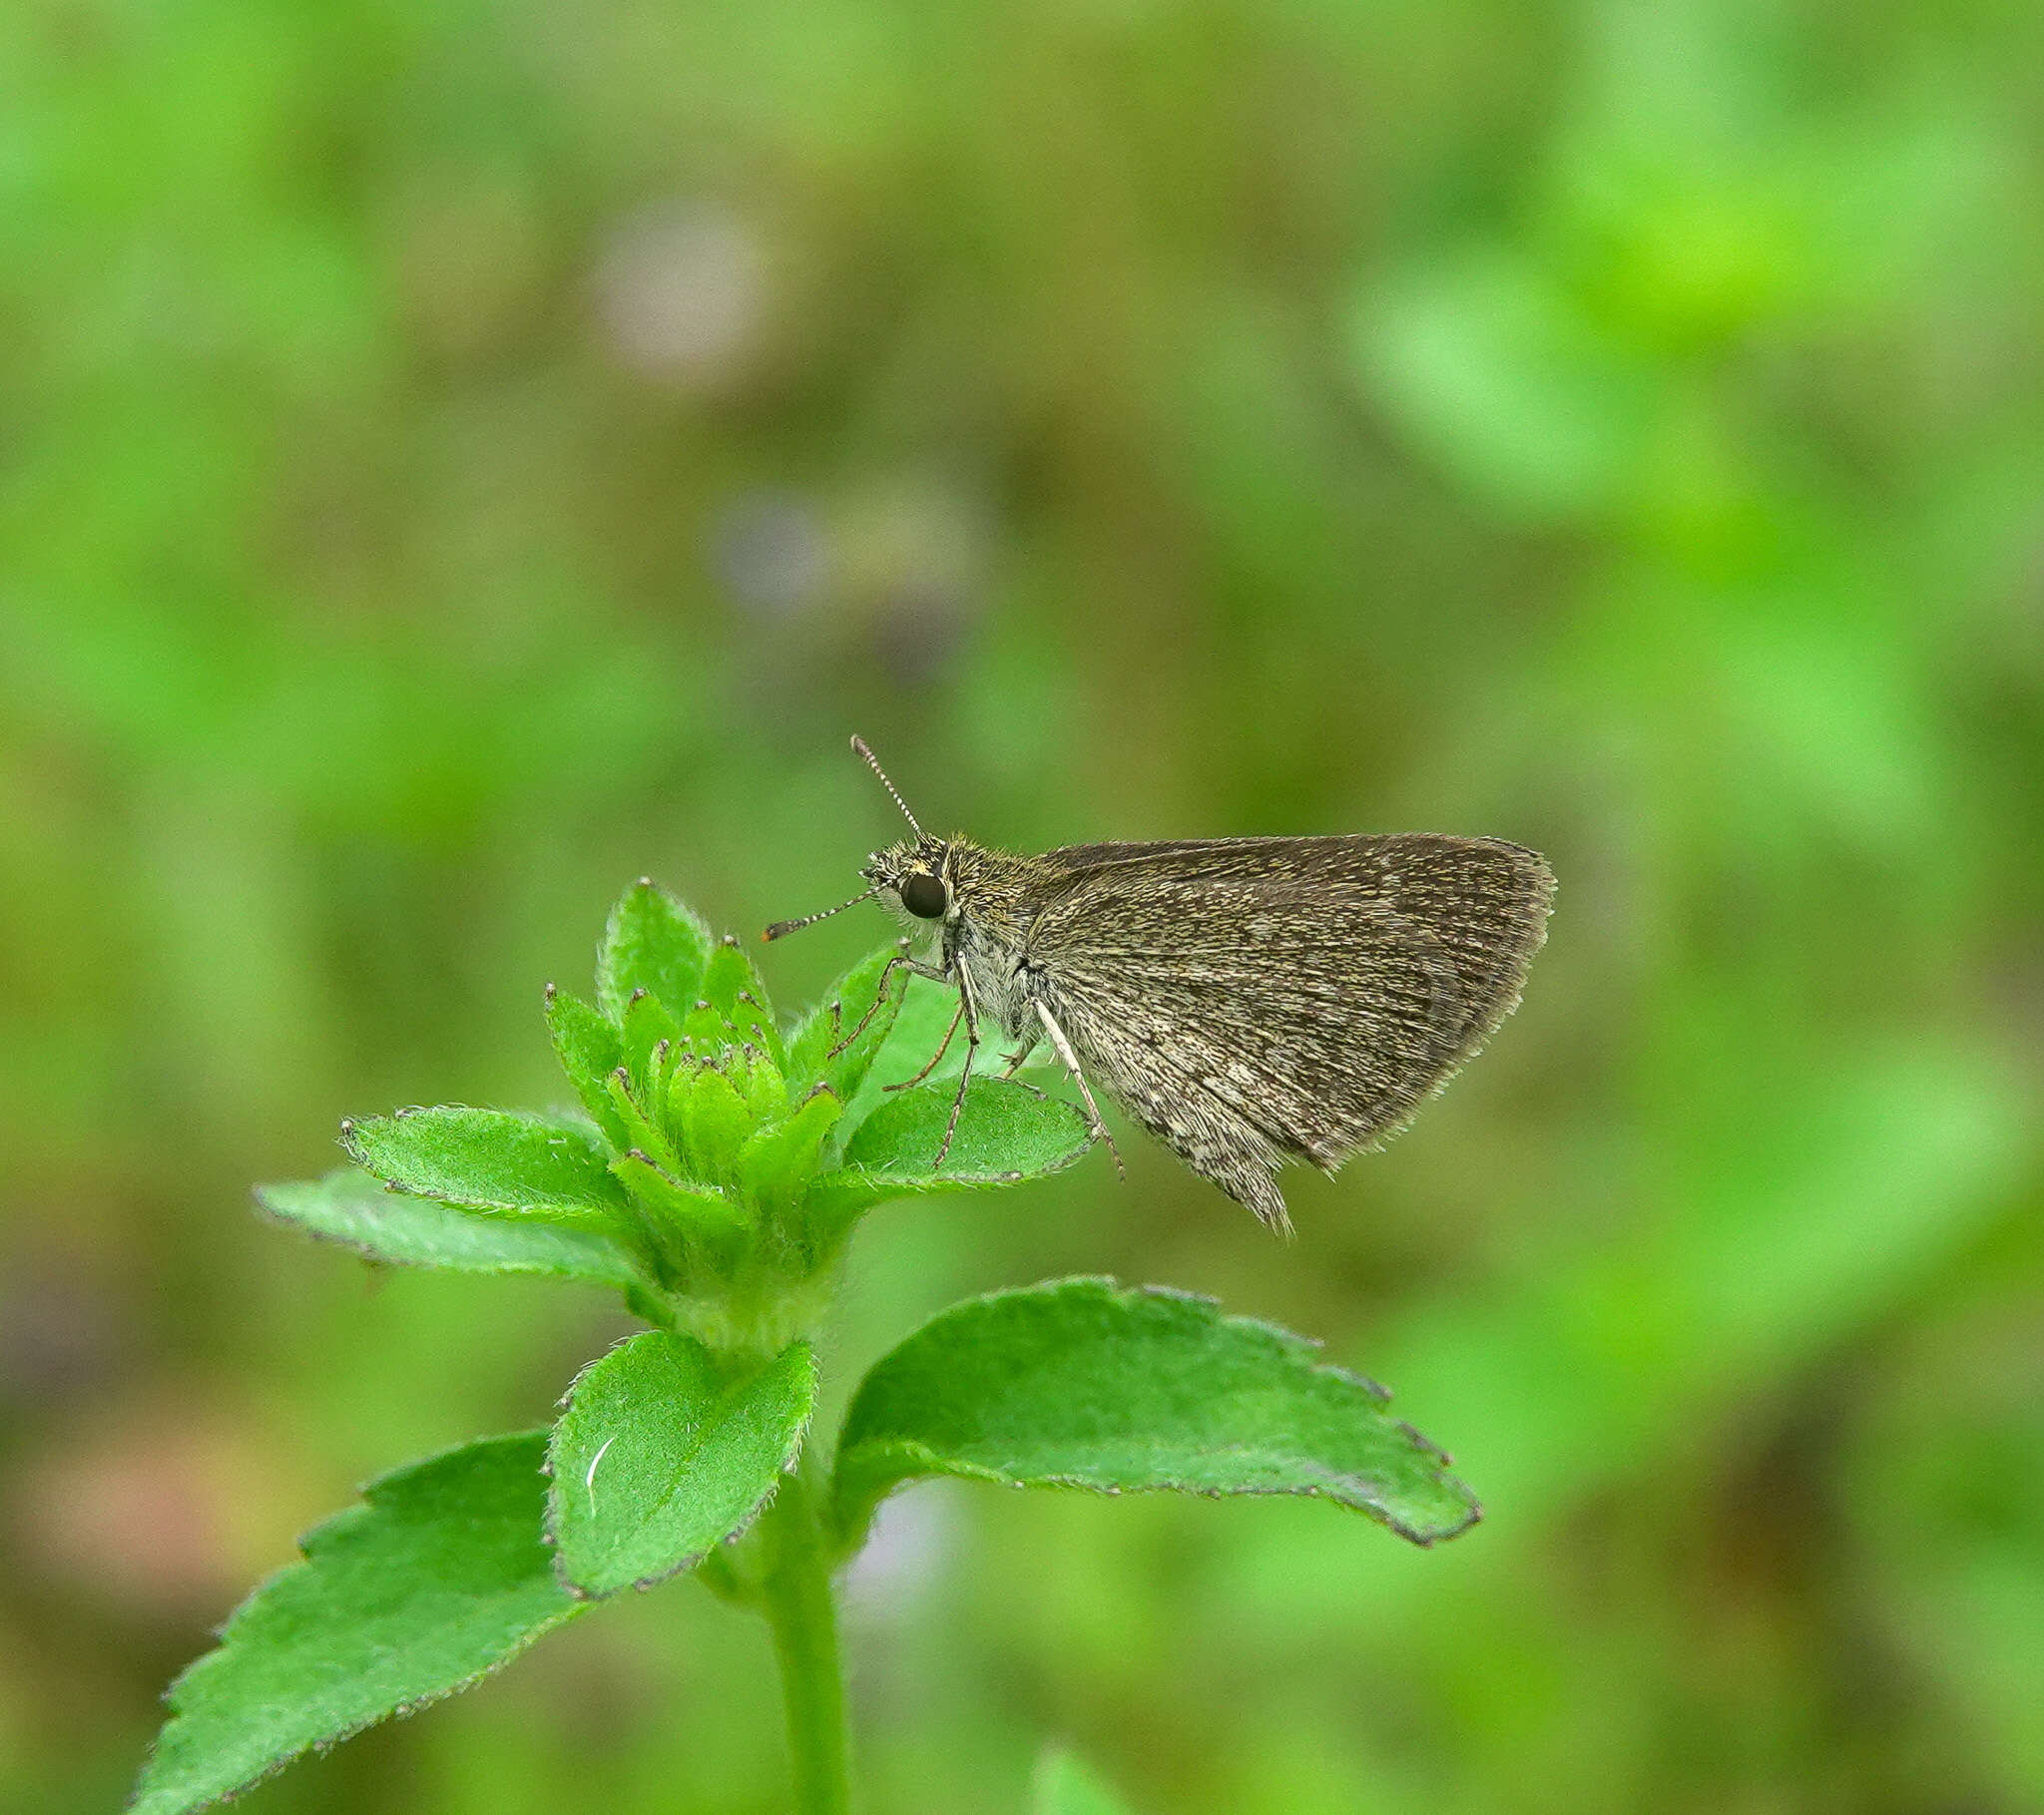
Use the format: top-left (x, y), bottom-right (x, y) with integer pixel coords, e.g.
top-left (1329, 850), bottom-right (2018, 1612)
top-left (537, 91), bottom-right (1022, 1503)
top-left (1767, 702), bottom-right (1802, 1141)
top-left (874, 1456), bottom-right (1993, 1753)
top-left (4, 0), bottom-right (2041, 1810)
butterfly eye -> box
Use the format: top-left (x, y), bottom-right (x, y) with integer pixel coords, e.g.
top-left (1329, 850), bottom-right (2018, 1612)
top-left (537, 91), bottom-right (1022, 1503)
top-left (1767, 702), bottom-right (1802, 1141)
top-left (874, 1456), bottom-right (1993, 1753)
top-left (899, 872), bottom-right (947, 919)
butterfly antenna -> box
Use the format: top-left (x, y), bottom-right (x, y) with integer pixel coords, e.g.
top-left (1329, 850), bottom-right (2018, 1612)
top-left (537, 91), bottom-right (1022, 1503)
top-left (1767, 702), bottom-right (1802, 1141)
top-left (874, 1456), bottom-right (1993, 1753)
top-left (762, 885), bottom-right (880, 943)
top-left (850, 735), bottom-right (923, 838)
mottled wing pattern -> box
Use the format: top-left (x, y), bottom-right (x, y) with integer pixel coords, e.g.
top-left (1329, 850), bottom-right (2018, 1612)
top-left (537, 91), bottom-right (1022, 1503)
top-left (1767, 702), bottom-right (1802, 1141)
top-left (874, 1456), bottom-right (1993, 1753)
top-left (1023, 837), bottom-right (1553, 1229)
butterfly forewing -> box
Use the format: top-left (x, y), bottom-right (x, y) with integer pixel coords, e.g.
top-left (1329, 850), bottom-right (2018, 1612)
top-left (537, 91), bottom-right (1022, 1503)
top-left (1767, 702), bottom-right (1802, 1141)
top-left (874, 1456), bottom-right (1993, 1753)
top-left (1020, 836), bottom-right (1553, 1228)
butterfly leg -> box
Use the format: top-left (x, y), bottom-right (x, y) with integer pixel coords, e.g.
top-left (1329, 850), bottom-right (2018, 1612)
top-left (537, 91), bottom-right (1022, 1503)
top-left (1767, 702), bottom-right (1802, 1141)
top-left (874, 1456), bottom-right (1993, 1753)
top-left (931, 963), bottom-right (984, 1170)
top-left (998, 1028), bottom-right (1040, 1079)
top-left (885, 992), bottom-right (965, 1091)
top-left (1032, 1001), bottom-right (1123, 1176)
top-left (827, 941), bottom-right (948, 1059)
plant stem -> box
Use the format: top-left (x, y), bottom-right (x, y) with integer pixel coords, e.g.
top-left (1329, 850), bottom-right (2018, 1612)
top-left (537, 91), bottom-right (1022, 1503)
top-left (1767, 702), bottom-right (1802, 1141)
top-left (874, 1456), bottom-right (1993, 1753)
top-left (759, 1458), bottom-right (852, 1815)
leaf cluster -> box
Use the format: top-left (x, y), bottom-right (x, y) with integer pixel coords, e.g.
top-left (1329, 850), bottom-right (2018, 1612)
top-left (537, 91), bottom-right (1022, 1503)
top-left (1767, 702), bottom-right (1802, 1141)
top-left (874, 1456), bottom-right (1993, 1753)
top-left (325, 879), bottom-right (1092, 1351)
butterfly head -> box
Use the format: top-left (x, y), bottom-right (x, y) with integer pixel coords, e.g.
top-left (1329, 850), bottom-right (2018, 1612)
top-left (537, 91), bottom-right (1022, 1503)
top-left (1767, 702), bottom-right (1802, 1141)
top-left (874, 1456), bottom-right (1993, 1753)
top-left (862, 837), bottom-right (953, 923)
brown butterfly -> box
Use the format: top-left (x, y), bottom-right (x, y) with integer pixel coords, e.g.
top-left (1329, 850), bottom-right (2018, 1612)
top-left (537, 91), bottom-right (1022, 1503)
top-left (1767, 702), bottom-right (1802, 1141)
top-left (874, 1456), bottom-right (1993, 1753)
top-left (767, 739), bottom-right (1553, 1232)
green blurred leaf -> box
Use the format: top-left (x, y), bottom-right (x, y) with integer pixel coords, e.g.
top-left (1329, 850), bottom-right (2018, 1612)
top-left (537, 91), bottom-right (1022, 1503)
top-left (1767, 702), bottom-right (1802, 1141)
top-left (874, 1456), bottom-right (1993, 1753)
top-left (832, 1279), bottom-right (1479, 1551)
top-left (343, 1108), bottom-right (631, 1228)
top-left (547, 1333), bottom-right (816, 1596)
top-left (544, 986), bottom-right (628, 1147)
top-left (1032, 1748), bottom-right (1138, 1815)
top-left (1357, 244), bottom-right (1665, 520)
top-left (131, 1433), bottom-right (578, 1815)
top-left (598, 880), bottom-right (712, 1023)
top-left (1840, 1286), bottom-right (2044, 1808)
top-left (807, 1078), bottom-right (1092, 1227)
top-left (256, 1170), bottom-right (649, 1289)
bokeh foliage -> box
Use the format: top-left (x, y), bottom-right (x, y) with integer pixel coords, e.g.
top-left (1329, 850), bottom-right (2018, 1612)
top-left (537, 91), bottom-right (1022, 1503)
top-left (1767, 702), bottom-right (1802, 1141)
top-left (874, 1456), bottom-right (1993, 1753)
top-left (2, 0), bottom-right (2040, 1811)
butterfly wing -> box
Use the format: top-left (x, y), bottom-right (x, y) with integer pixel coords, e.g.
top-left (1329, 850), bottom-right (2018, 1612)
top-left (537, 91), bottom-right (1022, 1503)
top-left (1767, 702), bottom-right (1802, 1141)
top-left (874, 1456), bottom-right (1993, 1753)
top-left (1021, 836), bottom-right (1553, 1228)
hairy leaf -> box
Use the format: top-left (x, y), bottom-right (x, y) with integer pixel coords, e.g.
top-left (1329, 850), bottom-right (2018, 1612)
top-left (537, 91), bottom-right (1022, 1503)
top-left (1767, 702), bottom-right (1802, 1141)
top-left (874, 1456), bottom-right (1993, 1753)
top-left (620, 988), bottom-right (686, 1096)
top-left (699, 936), bottom-right (781, 1063)
top-left (680, 993), bottom-right (737, 1050)
top-left (832, 1278), bottom-right (1479, 1550)
top-left (731, 1041), bottom-right (787, 1125)
top-left (543, 986), bottom-right (628, 1146)
top-left (736, 1089), bottom-right (842, 1213)
top-left (672, 1064), bottom-right (755, 1185)
top-left (611, 1149), bottom-right (750, 1243)
top-left (805, 1079), bottom-right (1093, 1229)
top-left (783, 946), bottom-right (905, 1105)
top-left (343, 1108), bottom-right (630, 1228)
top-left (602, 1069), bottom-right (687, 1180)
top-left (547, 1333), bottom-right (816, 1595)
top-left (131, 1434), bottom-right (577, 1815)
top-left (256, 1170), bottom-right (649, 1289)
top-left (598, 880), bottom-right (712, 1023)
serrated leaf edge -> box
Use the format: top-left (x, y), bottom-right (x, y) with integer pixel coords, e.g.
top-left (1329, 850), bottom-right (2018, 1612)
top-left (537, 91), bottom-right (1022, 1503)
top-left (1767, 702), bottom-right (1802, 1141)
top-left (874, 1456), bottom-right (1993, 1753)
top-left (831, 1277), bottom-right (1481, 1549)
top-left (598, 879), bottom-right (714, 1024)
top-left (824, 1083), bottom-right (1096, 1189)
top-left (130, 1432), bottom-right (578, 1815)
top-left (541, 1336), bottom-right (818, 1599)
top-left (338, 1106), bottom-right (628, 1221)
top-left (253, 1177), bottom-right (651, 1290)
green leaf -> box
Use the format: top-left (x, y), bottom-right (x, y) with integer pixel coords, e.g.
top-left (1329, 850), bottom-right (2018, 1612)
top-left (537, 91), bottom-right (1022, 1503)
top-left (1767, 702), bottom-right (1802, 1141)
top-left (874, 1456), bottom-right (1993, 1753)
top-left (544, 987), bottom-right (629, 1147)
top-left (598, 880), bottom-right (712, 1023)
top-left (834, 974), bottom-right (1061, 1149)
top-left (620, 989), bottom-right (686, 1096)
top-left (699, 936), bottom-right (781, 1064)
top-left (1032, 1748), bottom-right (1139, 1815)
top-left (831, 1278), bottom-right (1480, 1552)
top-left (343, 1108), bottom-right (631, 1229)
top-left (841, 1076), bottom-right (1091, 1178)
top-left (731, 1041), bottom-right (787, 1126)
top-left (131, 1433), bottom-right (579, 1815)
top-left (806, 1078), bottom-right (1093, 1227)
top-left (783, 945), bottom-right (905, 1104)
top-left (600, 1068), bottom-right (687, 1181)
top-left (256, 1170), bottom-right (650, 1290)
top-left (547, 1333), bottom-right (817, 1596)
top-left (783, 969), bottom-right (851, 1096)
top-left (672, 1063), bottom-right (756, 1185)
top-left (736, 1090), bottom-right (841, 1213)
top-left (612, 1149), bottom-right (750, 1243)
top-left (861, 973), bottom-right (975, 1088)
top-left (680, 994), bottom-right (737, 1049)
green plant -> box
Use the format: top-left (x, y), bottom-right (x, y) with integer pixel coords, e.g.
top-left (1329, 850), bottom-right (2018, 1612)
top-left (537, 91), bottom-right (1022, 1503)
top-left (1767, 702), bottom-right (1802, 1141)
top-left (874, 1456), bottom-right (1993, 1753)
top-left (129, 881), bottom-right (1481, 1815)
